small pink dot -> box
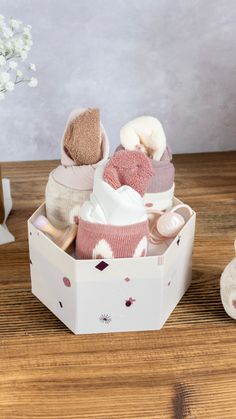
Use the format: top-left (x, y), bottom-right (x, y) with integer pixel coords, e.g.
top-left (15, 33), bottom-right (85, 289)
top-left (145, 202), bottom-right (153, 207)
top-left (63, 277), bottom-right (71, 287)
top-left (124, 277), bottom-right (130, 282)
top-left (232, 300), bottom-right (236, 309)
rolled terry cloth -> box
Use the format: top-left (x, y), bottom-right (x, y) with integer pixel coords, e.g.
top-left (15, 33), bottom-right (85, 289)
top-left (45, 108), bottom-right (109, 229)
top-left (116, 145), bottom-right (175, 211)
top-left (76, 152), bottom-right (153, 259)
top-left (120, 116), bottom-right (166, 161)
top-left (103, 150), bottom-right (154, 197)
top-left (64, 108), bottom-right (101, 166)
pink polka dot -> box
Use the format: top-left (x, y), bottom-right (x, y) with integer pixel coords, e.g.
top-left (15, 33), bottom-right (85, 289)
top-left (63, 277), bottom-right (71, 287)
top-left (232, 300), bottom-right (236, 309)
top-left (145, 202), bottom-right (153, 207)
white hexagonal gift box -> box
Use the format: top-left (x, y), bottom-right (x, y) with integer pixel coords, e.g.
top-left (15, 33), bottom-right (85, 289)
top-left (28, 198), bottom-right (196, 334)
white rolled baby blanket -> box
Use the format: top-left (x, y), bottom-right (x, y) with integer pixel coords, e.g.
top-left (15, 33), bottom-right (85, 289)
top-left (119, 116), bottom-right (175, 211)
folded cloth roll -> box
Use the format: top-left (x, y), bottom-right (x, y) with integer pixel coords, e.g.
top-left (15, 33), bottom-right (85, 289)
top-left (144, 145), bottom-right (175, 211)
top-left (116, 144), bottom-right (175, 211)
top-left (76, 151), bottom-right (153, 259)
top-left (120, 116), bottom-right (166, 161)
top-left (45, 108), bottom-right (109, 229)
top-left (118, 115), bottom-right (175, 211)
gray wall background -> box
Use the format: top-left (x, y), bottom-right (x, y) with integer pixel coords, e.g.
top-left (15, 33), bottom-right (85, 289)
top-left (0, 0), bottom-right (236, 161)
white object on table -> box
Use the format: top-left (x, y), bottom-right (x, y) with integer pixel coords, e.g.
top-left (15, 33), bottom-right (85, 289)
top-left (0, 178), bottom-right (15, 245)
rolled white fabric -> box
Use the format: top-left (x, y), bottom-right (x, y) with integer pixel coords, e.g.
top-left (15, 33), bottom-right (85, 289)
top-left (120, 116), bottom-right (166, 161)
top-left (79, 164), bottom-right (147, 226)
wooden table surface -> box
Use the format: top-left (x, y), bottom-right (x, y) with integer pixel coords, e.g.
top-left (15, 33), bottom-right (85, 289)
top-left (0, 151), bottom-right (236, 419)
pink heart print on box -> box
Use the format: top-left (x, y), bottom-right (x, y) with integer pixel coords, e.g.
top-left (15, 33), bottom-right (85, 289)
top-left (76, 150), bottom-right (153, 260)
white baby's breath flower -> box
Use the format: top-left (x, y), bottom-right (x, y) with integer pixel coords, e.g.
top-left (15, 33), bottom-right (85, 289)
top-left (0, 72), bottom-right (10, 83)
top-left (4, 40), bottom-right (14, 57)
top-left (28, 76), bottom-right (38, 87)
top-left (5, 81), bottom-right (15, 91)
top-left (9, 19), bottom-right (22, 30)
top-left (20, 50), bottom-right (28, 61)
top-left (29, 62), bottom-right (36, 71)
top-left (9, 60), bottom-right (18, 69)
top-left (0, 55), bottom-right (6, 66)
top-left (0, 16), bottom-right (37, 98)
top-left (16, 69), bottom-right (23, 78)
top-left (23, 25), bottom-right (31, 37)
top-left (2, 26), bottom-right (13, 39)
top-left (23, 42), bottom-right (32, 52)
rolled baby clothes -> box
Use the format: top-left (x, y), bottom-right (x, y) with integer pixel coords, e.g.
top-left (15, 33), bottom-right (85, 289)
top-left (119, 116), bottom-right (175, 211)
top-left (45, 108), bottom-right (109, 229)
top-left (76, 150), bottom-right (153, 259)
top-left (144, 146), bottom-right (175, 211)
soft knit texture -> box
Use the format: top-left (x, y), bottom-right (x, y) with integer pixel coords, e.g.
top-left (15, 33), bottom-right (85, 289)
top-left (148, 147), bottom-right (175, 193)
top-left (116, 145), bottom-right (175, 211)
top-left (103, 150), bottom-right (154, 197)
top-left (76, 219), bottom-right (149, 259)
top-left (45, 108), bottom-right (109, 229)
top-left (64, 108), bottom-right (101, 166)
top-left (120, 116), bottom-right (166, 161)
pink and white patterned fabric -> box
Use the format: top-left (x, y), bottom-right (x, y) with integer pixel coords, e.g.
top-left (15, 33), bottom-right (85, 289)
top-left (76, 219), bottom-right (149, 259)
top-left (76, 151), bottom-right (153, 260)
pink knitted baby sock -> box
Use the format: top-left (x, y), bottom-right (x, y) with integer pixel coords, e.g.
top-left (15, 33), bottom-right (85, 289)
top-left (103, 150), bottom-right (154, 196)
top-left (76, 219), bottom-right (149, 259)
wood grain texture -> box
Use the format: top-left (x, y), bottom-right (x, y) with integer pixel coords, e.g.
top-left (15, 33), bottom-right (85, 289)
top-left (0, 166), bottom-right (4, 224)
top-left (0, 151), bottom-right (236, 419)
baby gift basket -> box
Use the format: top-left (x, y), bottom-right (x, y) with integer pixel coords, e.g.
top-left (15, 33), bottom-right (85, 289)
top-left (28, 110), bottom-right (196, 334)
